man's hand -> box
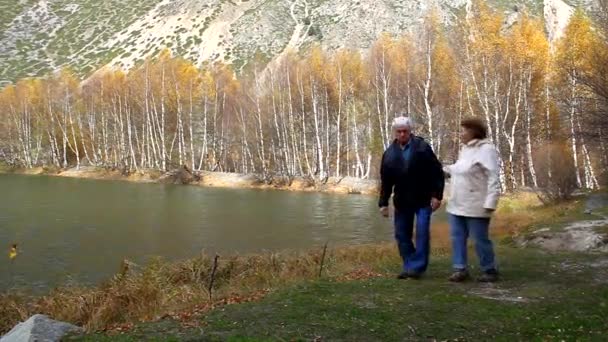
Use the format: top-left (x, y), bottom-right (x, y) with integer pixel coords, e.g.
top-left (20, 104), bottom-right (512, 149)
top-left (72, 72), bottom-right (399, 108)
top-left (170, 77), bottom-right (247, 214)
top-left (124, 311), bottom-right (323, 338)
top-left (380, 206), bottom-right (389, 217)
top-left (431, 198), bottom-right (442, 212)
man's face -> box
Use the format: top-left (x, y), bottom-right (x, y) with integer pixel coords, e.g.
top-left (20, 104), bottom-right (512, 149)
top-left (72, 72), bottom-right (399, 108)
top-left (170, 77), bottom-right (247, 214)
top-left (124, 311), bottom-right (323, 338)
top-left (395, 127), bottom-right (411, 145)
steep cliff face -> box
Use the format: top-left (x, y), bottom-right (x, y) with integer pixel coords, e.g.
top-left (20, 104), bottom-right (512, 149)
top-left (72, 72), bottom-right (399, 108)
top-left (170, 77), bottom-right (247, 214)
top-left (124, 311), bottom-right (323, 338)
top-left (544, 0), bottom-right (575, 44)
top-left (0, 0), bottom-right (596, 84)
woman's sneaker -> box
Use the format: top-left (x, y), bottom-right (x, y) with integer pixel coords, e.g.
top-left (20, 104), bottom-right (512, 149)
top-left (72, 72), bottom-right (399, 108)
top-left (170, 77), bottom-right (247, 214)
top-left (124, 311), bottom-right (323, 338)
top-left (448, 269), bottom-right (470, 282)
top-left (477, 269), bottom-right (499, 282)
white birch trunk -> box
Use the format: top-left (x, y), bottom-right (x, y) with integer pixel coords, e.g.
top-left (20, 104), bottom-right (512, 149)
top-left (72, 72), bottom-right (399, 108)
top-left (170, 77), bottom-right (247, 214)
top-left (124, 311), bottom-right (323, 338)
top-left (422, 36), bottom-right (435, 150)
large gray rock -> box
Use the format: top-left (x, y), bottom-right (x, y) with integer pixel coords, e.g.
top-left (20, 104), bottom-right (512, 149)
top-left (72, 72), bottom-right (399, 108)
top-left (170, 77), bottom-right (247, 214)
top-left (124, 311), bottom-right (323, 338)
top-left (0, 315), bottom-right (83, 342)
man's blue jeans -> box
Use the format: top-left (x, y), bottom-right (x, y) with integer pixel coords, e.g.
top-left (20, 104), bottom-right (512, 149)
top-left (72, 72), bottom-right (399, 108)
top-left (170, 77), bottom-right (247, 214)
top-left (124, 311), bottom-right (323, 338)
top-left (394, 206), bottom-right (432, 273)
top-left (448, 214), bottom-right (496, 272)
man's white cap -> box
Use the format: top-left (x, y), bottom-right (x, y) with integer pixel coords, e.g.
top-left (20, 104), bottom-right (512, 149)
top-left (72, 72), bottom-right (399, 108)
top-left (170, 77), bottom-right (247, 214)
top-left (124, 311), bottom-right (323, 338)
top-left (392, 116), bottom-right (413, 130)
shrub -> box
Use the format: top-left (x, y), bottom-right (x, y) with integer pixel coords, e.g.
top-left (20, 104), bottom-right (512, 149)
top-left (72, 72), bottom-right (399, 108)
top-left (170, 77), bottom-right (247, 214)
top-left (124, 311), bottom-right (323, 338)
top-left (533, 143), bottom-right (578, 204)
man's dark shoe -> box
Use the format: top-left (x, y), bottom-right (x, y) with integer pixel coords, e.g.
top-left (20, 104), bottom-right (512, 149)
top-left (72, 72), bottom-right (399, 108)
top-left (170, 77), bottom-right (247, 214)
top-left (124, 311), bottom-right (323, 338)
top-left (477, 269), bottom-right (499, 283)
top-left (448, 270), bottom-right (470, 282)
top-left (397, 272), bottom-right (409, 279)
top-left (407, 271), bottom-right (422, 279)
top-left (397, 271), bottom-right (422, 279)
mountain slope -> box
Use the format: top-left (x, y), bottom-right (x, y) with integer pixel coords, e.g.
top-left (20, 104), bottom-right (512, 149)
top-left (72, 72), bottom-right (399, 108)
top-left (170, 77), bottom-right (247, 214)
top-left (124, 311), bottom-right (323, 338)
top-left (0, 0), bottom-right (592, 84)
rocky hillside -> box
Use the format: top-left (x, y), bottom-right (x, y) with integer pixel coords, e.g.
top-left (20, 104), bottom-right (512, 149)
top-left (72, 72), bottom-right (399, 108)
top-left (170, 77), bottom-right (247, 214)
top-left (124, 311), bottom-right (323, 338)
top-left (0, 0), bottom-right (595, 84)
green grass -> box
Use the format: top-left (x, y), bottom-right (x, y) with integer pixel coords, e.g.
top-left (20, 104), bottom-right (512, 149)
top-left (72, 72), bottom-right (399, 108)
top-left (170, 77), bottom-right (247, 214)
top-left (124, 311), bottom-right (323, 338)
top-left (0, 162), bottom-right (11, 172)
top-left (74, 248), bottom-right (608, 341)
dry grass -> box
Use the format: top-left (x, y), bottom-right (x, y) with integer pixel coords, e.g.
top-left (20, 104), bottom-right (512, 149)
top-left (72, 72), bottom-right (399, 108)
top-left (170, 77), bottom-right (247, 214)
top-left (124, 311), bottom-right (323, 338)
top-left (493, 191), bottom-right (586, 238)
top-left (0, 243), bottom-right (403, 334)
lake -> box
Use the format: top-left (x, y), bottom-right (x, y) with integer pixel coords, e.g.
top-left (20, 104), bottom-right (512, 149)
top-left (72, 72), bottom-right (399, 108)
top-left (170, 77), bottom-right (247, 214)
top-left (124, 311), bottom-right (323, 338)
top-left (0, 173), bottom-right (449, 291)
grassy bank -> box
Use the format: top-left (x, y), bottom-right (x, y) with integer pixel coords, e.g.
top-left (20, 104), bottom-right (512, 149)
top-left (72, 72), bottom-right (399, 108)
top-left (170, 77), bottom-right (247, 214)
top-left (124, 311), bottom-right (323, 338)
top-left (0, 166), bottom-right (379, 195)
top-left (0, 244), bottom-right (399, 334)
top-left (2, 193), bottom-right (602, 339)
top-left (0, 161), bottom-right (11, 173)
top-left (73, 193), bottom-right (607, 341)
top-left (78, 248), bottom-right (608, 341)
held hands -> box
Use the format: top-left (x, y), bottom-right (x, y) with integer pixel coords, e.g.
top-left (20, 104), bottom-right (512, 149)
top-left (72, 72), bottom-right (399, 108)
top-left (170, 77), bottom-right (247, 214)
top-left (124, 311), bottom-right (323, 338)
top-left (431, 198), bottom-right (442, 212)
top-left (381, 200), bottom-right (441, 217)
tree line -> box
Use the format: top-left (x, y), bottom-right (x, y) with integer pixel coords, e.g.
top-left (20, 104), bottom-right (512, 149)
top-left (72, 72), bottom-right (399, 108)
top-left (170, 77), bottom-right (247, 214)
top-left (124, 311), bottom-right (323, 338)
top-left (1, 1), bottom-right (606, 191)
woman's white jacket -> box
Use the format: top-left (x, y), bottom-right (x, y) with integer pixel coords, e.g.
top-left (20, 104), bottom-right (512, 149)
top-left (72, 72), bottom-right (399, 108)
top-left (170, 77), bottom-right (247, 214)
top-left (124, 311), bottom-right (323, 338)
top-left (444, 139), bottom-right (501, 218)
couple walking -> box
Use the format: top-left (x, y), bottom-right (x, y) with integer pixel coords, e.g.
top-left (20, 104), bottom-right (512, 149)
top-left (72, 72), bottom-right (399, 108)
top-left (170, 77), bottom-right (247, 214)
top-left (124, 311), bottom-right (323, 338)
top-left (379, 116), bottom-right (501, 282)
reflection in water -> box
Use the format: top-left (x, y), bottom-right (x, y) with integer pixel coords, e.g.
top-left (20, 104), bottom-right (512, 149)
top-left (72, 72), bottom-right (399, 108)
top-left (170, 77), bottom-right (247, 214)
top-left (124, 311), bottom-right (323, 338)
top-left (0, 174), bottom-right (446, 291)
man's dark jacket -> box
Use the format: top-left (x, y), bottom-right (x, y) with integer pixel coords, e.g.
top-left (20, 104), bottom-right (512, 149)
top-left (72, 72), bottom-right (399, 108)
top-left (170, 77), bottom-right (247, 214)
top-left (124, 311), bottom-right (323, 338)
top-left (378, 136), bottom-right (445, 210)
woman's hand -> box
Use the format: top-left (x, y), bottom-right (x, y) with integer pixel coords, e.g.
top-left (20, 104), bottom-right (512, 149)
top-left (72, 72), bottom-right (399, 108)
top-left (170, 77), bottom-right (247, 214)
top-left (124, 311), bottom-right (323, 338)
top-left (379, 207), bottom-right (390, 217)
top-left (431, 198), bottom-right (442, 212)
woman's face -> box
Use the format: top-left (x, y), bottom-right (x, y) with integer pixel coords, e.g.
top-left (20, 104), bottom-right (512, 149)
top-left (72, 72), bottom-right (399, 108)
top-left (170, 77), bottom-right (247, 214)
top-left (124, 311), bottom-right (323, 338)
top-left (460, 127), bottom-right (474, 144)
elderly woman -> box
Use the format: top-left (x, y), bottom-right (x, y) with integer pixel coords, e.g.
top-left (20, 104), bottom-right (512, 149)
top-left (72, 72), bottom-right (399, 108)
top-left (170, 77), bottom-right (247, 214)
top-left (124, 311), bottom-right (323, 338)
top-left (379, 116), bottom-right (445, 279)
top-left (443, 118), bottom-right (501, 282)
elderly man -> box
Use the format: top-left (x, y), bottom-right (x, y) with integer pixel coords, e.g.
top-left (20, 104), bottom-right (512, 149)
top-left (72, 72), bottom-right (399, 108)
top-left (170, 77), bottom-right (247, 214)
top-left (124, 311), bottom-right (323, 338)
top-left (379, 116), bottom-right (445, 279)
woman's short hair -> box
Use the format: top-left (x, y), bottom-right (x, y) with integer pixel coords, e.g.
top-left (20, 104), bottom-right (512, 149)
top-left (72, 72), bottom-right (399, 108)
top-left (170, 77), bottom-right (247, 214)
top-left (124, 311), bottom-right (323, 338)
top-left (461, 117), bottom-right (488, 140)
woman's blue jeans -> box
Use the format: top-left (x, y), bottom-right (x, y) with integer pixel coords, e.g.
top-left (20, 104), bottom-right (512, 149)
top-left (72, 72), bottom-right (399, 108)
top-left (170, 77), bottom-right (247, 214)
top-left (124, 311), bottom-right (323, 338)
top-left (448, 214), bottom-right (496, 272)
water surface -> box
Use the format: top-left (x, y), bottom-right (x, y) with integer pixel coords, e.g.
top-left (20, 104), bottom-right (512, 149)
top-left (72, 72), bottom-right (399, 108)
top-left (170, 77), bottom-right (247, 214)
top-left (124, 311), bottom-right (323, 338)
top-left (0, 174), bottom-right (450, 291)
